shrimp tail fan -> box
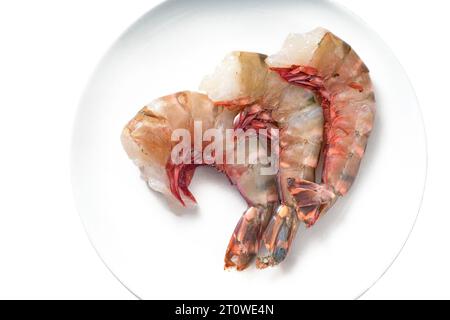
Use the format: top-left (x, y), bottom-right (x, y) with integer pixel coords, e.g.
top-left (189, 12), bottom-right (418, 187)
top-left (287, 178), bottom-right (337, 227)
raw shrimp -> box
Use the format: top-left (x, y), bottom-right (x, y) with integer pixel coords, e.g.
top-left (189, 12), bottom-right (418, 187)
top-left (228, 65), bottom-right (327, 268)
top-left (203, 52), bottom-right (325, 268)
top-left (122, 27), bottom-right (376, 270)
top-left (216, 28), bottom-right (376, 268)
top-left (122, 89), bottom-right (278, 271)
top-left (200, 52), bottom-right (279, 270)
top-left (121, 91), bottom-right (223, 206)
top-left (256, 28), bottom-right (376, 267)
top-left (267, 28), bottom-right (376, 213)
top-left (222, 131), bottom-right (278, 270)
top-left (258, 72), bottom-right (328, 268)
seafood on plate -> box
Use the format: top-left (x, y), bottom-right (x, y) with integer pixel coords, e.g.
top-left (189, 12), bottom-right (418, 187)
top-left (253, 74), bottom-right (328, 269)
top-left (121, 27), bottom-right (376, 270)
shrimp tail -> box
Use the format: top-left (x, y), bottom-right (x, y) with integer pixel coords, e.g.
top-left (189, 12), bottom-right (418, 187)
top-left (287, 178), bottom-right (337, 227)
top-left (256, 205), bottom-right (299, 269)
top-left (225, 205), bottom-right (274, 271)
top-left (256, 179), bottom-right (336, 269)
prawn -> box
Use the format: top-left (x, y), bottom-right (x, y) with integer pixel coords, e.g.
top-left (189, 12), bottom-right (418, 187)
top-left (256, 28), bottom-right (376, 267)
top-left (204, 52), bottom-right (325, 268)
top-left (122, 90), bottom-right (278, 271)
top-left (225, 63), bottom-right (326, 268)
top-left (200, 52), bottom-right (279, 270)
top-left (217, 28), bottom-right (375, 268)
top-left (122, 27), bottom-right (376, 270)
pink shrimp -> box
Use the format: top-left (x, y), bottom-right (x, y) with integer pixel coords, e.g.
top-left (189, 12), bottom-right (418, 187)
top-left (122, 89), bottom-right (278, 271)
top-left (255, 28), bottom-right (376, 267)
top-left (202, 52), bottom-right (326, 268)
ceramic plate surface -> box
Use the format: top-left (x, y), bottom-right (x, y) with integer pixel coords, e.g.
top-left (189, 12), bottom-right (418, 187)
top-left (72, 0), bottom-right (426, 299)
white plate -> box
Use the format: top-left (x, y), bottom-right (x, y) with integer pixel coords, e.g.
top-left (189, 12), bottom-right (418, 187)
top-left (72, 0), bottom-right (426, 299)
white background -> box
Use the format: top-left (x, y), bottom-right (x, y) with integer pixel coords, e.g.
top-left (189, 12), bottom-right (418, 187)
top-left (0, 0), bottom-right (447, 300)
